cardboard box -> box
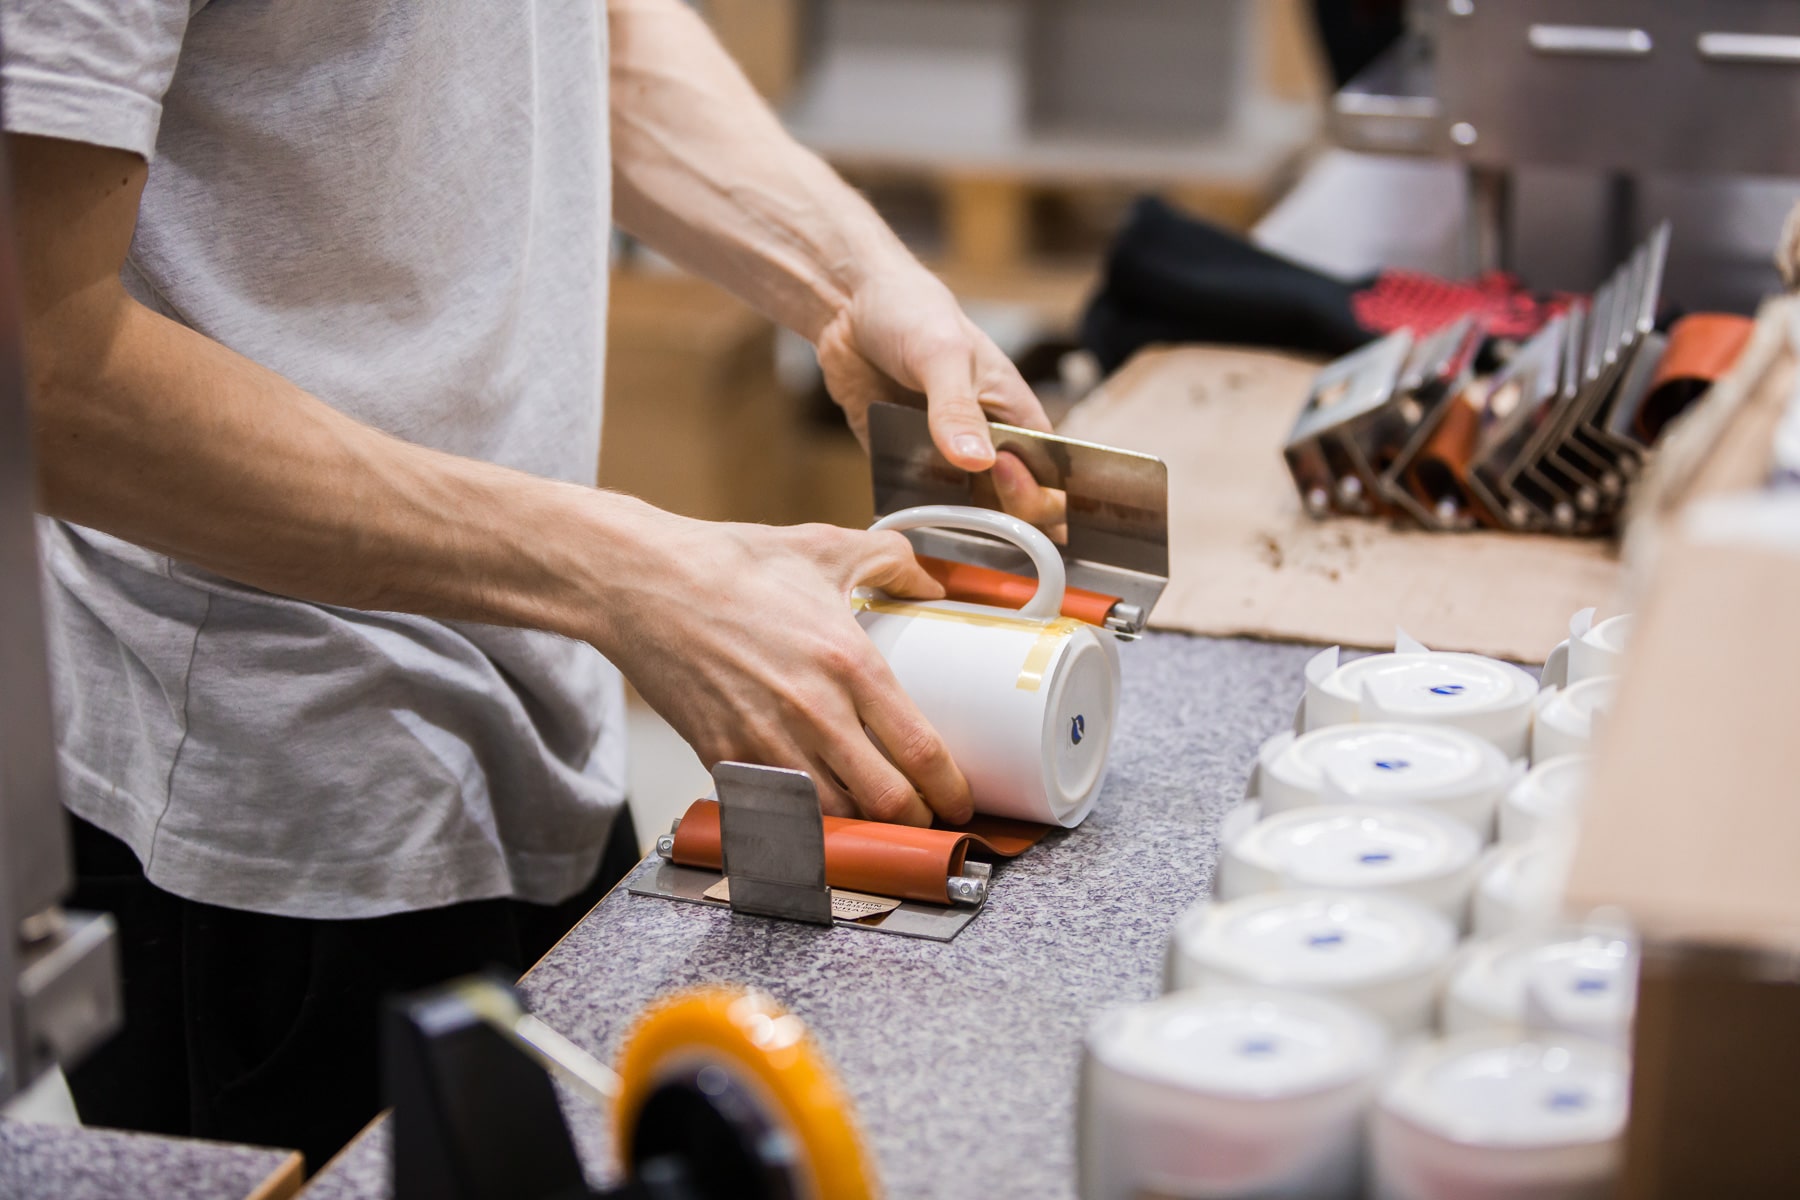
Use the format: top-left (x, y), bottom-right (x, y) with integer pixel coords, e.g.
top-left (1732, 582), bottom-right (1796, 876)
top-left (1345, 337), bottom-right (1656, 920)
top-left (601, 269), bottom-right (882, 529)
top-left (1565, 297), bottom-right (1800, 1198)
top-left (600, 270), bottom-right (803, 525)
top-left (703, 0), bottom-right (802, 103)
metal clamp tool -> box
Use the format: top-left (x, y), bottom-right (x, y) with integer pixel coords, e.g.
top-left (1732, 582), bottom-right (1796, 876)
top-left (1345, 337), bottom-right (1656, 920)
top-left (1289, 224), bottom-right (1675, 538)
top-left (1284, 328), bottom-right (1417, 518)
top-left (712, 762), bottom-right (834, 926)
top-left (1284, 318), bottom-right (1484, 529)
top-left (632, 762), bottom-right (996, 942)
top-left (867, 401), bottom-right (1169, 638)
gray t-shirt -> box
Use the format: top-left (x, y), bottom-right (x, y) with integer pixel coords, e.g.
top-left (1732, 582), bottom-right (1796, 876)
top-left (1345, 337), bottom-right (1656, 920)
top-left (2, 1), bottom-right (626, 918)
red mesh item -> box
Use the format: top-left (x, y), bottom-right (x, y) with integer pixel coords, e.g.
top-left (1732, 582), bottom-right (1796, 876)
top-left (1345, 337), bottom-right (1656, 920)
top-left (1353, 270), bottom-right (1581, 341)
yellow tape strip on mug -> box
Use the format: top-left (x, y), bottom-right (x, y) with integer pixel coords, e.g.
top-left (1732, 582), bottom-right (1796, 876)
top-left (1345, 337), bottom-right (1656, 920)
top-left (852, 597), bottom-right (1081, 692)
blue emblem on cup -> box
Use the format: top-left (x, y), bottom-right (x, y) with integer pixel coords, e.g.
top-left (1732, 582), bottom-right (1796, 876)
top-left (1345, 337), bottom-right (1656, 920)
top-left (1070, 714), bottom-right (1085, 745)
top-left (1374, 759), bottom-right (1410, 771)
top-left (1237, 1037), bottom-right (1278, 1057)
top-left (1546, 1089), bottom-right (1589, 1111)
top-left (1429, 683), bottom-right (1467, 696)
top-left (1358, 851), bottom-right (1393, 865)
top-left (1307, 931), bottom-right (1346, 949)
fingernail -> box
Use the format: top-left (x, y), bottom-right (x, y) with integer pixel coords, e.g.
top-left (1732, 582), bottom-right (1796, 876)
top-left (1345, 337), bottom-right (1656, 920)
top-left (954, 434), bottom-right (992, 464)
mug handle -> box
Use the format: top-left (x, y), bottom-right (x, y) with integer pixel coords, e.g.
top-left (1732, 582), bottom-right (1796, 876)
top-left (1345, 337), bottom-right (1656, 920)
top-left (868, 504), bottom-right (1067, 621)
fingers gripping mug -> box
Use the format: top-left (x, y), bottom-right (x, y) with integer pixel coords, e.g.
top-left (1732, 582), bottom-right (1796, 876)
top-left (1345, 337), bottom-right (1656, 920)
top-left (855, 505), bottom-right (1122, 827)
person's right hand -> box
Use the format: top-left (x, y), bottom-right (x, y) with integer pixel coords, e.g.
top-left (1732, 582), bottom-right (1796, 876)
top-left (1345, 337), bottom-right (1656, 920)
top-left (593, 504), bottom-right (973, 826)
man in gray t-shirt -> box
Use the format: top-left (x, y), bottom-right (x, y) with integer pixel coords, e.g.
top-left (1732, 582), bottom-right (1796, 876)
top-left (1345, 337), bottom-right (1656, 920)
top-left (2, 0), bottom-right (1056, 1164)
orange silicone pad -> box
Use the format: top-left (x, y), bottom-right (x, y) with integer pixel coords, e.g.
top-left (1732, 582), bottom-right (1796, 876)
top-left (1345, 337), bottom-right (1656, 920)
top-left (916, 555), bottom-right (1120, 627)
top-left (668, 799), bottom-right (1048, 906)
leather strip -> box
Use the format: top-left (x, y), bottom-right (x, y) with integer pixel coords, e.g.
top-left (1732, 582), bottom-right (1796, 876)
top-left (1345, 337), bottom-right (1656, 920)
top-left (1401, 388), bottom-right (1503, 527)
top-left (916, 555), bottom-right (1120, 627)
top-left (1638, 313), bottom-right (1755, 443)
top-left (668, 799), bottom-right (1049, 906)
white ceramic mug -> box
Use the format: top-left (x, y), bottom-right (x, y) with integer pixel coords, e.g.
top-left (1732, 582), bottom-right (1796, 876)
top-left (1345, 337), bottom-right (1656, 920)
top-left (1521, 930), bottom-right (1638, 1048)
top-left (1217, 804), bottom-right (1484, 930)
top-left (1442, 927), bottom-right (1637, 1044)
top-left (1167, 891), bottom-right (1458, 1036)
top-left (1530, 678), bottom-right (1614, 765)
top-left (1472, 838), bottom-right (1574, 938)
top-left (1303, 637), bottom-right (1538, 759)
top-left (1541, 609), bottom-right (1632, 689)
top-left (1371, 1033), bottom-right (1629, 1200)
top-left (856, 505), bottom-right (1121, 827)
top-left (1500, 756), bottom-right (1590, 845)
top-left (1254, 722), bottom-right (1514, 840)
top-left (1079, 987), bottom-right (1389, 1200)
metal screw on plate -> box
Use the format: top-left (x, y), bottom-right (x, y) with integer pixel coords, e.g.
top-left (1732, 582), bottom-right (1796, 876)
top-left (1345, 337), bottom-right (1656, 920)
top-left (947, 875), bottom-right (988, 907)
top-left (1450, 122), bottom-right (1479, 147)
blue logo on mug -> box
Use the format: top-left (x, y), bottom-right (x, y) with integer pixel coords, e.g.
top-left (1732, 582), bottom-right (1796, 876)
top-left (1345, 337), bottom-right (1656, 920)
top-left (1430, 683), bottom-right (1467, 696)
top-left (1070, 714), bottom-right (1086, 745)
top-left (1374, 759), bottom-right (1410, 771)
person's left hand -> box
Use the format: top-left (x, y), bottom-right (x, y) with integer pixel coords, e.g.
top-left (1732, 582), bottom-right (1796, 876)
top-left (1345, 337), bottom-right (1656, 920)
top-left (815, 265), bottom-right (1067, 533)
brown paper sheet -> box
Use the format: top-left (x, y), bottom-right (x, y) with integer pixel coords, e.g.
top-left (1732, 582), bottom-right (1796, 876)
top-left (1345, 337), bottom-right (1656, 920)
top-left (1058, 345), bottom-right (1621, 662)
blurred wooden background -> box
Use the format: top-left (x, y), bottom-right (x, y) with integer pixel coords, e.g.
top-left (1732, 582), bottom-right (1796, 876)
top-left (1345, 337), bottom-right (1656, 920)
top-left (601, 0), bottom-right (1329, 527)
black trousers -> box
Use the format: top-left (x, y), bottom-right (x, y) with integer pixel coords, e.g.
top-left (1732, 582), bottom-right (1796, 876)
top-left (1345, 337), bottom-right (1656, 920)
top-left (64, 808), bottom-right (641, 1174)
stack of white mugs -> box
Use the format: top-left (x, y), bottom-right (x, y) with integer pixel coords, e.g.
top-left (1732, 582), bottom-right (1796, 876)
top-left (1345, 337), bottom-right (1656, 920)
top-left (1080, 610), bottom-right (1633, 1200)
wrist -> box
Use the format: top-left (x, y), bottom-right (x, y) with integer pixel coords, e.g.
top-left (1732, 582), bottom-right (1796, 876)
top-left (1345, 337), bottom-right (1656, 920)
top-left (799, 198), bottom-right (922, 343)
top-left (527, 485), bottom-right (689, 651)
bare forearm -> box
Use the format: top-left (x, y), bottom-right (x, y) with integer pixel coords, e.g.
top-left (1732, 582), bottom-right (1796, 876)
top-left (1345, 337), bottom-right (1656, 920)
top-left (31, 291), bottom-right (661, 647)
top-left (7, 124), bottom-right (984, 826)
top-left (607, 0), bottom-right (914, 339)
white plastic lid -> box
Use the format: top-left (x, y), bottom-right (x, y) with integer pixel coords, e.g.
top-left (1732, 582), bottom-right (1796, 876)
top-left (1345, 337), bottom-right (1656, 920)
top-left (1524, 933), bottom-right (1638, 1040)
top-left (1088, 987), bottom-right (1389, 1100)
top-left (1501, 755), bottom-right (1590, 844)
top-left (1179, 892), bottom-right (1457, 990)
top-left (1446, 929), bottom-right (1635, 1036)
top-left (1474, 840), bottom-right (1572, 936)
top-left (1262, 723), bottom-right (1510, 813)
top-left (1381, 1033), bottom-right (1629, 1148)
top-left (1323, 653), bottom-right (1537, 720)
top-left (1233, 806), bottom-right (1481, 893)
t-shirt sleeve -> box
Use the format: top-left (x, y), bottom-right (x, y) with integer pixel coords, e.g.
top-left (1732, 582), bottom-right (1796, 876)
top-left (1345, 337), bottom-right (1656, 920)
top-left (1, 0), bottom-right (194, 160)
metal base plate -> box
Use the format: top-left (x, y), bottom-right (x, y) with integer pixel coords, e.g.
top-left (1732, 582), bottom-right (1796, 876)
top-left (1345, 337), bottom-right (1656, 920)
top-left (628, 863), bottom-right (983, 943)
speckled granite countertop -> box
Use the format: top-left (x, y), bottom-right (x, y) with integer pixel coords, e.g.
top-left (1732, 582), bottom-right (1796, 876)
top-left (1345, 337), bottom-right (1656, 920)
top-left (302, 633), bottom-right (1313, 1200)
top-left (0, 1118), bottom-right (302, 1200)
